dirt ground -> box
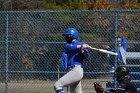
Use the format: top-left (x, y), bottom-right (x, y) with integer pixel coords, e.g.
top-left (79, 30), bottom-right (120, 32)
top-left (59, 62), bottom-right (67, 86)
top-left (0, 77), bottom-right (112, 93)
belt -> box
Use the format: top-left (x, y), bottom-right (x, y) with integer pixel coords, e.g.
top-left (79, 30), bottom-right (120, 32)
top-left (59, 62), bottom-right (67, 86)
top-left (68, 65), bottom-right (82, 69)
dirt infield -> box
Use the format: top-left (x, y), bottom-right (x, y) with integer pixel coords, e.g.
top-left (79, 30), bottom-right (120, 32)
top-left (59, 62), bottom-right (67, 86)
top-left (0, 77), bottom-right (112, 93)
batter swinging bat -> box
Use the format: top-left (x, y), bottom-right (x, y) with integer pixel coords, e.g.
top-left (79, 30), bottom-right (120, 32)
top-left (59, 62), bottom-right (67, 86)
top-left (90, 47), bottom-right (118, 56)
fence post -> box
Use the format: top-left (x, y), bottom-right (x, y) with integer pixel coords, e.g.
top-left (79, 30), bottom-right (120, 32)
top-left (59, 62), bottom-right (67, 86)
top-left (57, 64), bottom-right (60, 80)
top-left (114, 12), bottom-right (118, 89)
top-left (5, 13), bottom-right (9, 93)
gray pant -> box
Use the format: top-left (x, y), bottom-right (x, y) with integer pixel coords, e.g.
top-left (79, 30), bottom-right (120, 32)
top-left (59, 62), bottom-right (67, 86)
top-left (54, 66), bottom-right (83, 93)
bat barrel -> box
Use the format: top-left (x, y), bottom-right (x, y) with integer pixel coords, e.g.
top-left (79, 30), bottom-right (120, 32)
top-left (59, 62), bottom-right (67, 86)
top-left (90, 47), bottom-right (118, 56)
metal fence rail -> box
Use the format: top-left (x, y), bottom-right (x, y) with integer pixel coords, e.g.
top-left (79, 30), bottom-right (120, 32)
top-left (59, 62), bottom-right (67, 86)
top-left (0, 10), bottom-right (140, 93)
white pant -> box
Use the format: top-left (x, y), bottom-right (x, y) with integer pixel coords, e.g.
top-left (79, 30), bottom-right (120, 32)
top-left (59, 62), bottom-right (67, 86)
top-left (54, 66), bottom-right (83, 93)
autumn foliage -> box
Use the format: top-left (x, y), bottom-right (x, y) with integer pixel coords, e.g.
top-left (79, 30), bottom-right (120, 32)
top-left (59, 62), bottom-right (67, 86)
top-left (0, 0), bottom-right (140, 10)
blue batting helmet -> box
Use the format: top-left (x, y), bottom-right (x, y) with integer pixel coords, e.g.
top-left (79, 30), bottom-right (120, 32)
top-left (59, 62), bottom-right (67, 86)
top-left (62, 28), bottom-right (78, 39)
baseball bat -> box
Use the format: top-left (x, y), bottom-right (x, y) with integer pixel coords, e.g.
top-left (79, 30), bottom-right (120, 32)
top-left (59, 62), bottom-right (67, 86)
top-left (90, 47), bottom-right (118, 56)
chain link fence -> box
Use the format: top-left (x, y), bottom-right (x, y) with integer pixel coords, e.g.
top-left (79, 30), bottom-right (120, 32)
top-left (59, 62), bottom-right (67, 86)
top-left (0, 10), bottom-right (140, 93)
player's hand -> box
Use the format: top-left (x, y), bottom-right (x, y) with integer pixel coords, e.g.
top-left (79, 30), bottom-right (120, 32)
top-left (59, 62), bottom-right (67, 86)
top-left (81, 44), bottom-right (92, 53)
top-left (77, 44), bottom-right (92, 53)
top-left (77, 44), bottom-right (92, 49)
top-left (82, 44), bottom-right (92, 49)
top-left (94, 82), bottom-right (104, 93)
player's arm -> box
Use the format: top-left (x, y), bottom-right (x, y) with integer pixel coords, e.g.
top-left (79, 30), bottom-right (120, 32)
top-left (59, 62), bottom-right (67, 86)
top-left (66, 44), bottom-right (91, 51)
top-left (122, 38), bottom-right (128, 50)
top-left (75, 44), bottom-right (91, 60)
top-left (81, 48), bottom-right (90, 60)
top-left (80, 44), bottom-right (90, 60)
top-left (77, 44), bottom-right (92, 49)
top-left (65, 44), bottom-right (77, 51)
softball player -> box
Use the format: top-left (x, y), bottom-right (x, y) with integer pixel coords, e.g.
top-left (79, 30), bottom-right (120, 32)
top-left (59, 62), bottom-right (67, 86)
top-left (107, 36), bottom-right (128, 72)
top-left (54, 28), bottom-right (91, 93)
top-left (94, 66), bottom-right (138, 93)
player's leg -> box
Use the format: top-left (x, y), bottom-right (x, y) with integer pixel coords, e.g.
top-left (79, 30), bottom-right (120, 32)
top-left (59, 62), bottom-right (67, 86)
top-left (54, 67), bottom-right (83, 93)
top-left (70, 81), bottom-right (83, 93)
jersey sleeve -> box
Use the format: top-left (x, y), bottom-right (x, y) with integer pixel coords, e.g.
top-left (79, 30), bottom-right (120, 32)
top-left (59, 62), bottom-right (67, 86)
top-left (82, 48), bottom-right (90, 60)
top-left (65, 44), bottom-right (77, 51)
top-left (60, 52), bottom-right (68, 70)
top-left (122, 38), bottom-right (128, 51)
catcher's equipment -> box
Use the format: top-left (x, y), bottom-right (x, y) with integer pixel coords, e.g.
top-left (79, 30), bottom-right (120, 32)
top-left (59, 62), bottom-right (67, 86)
top-left (94, 82), bottom-right (104, 93)
top-left (115, 66), bottom-right (130, 83)
top-left (62, 28), bottom-right (78, 43)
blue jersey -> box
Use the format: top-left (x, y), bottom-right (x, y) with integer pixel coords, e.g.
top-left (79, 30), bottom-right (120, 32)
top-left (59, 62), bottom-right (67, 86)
top-left (108, 38), bottom-right (128, 64)
top-left (117, 38), bottom-right (128, 63)
top-left (61, 40), bottom-right (90, 69)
